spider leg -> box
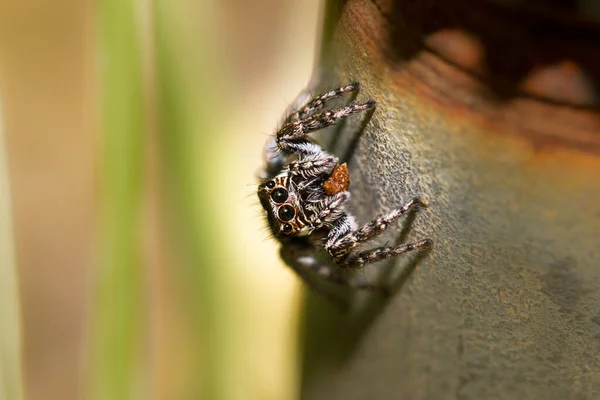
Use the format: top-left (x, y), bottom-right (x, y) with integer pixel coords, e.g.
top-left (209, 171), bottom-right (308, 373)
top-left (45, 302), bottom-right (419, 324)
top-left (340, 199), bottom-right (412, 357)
top-left (261, 83), bottom-right (359, 179)
top-left (276, 101), bottom-right (376, 155)
top-left (327, 196), bottom-right (428, 258)
top-left (307, 192), bottom-right (350, 226)
top-left (287, 152), bottom-right (338, 181)
top-left (286, 83), bottom-right (360, 123)
top-left (263, 138), bottom-right (331, 180)
top-left (338, 239), bottom-right (433, 268)
top-left (260, 137), bottom-right (286, 180)
top-left (280, 241), bottom-right (383, 293)
top-left (282, 255), bottom-right (350, 310)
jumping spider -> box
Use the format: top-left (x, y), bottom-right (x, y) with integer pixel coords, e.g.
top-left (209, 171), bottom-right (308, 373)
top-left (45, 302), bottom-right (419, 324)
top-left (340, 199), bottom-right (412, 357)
top-left (258, 82), bottom-right (432, 294)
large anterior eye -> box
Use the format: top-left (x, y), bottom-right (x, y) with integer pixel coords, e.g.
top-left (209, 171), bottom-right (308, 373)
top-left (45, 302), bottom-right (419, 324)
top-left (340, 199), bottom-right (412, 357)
top-left (281, 223), bottom-right (293, 234)
top-left (278, 204), bottom-right (295, 221)
top-left (270, 187), bottom-right (288, 203)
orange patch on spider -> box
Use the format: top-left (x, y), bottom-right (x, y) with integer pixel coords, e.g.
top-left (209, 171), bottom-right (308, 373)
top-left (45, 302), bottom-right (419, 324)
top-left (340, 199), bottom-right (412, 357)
top-left (323, 163), bottom-right (350, 195)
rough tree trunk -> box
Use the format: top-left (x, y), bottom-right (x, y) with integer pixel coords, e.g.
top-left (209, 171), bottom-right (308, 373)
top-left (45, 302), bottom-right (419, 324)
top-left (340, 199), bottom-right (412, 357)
top-left (300, 1), bottom-right (600, 399)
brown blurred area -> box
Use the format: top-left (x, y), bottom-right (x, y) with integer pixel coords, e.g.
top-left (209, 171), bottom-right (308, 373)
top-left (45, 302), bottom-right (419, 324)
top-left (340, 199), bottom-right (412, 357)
top-left (0, 0), bottom-right (93, 399)
top-left (0, 0), bottom-right (319, 398)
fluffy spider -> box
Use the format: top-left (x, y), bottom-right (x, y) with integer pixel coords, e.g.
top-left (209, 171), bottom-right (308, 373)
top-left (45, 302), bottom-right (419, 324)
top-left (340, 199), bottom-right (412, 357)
top-left (258, 82), bottom-right (432, 293)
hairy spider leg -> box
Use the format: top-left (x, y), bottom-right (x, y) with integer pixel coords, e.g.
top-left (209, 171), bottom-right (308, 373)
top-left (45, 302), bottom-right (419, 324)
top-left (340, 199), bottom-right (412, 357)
top-left (262, 98), bottom-right (372, 179)
top-left (287, 153), bottom-right (338, 180)
top-left (280, 242), bottom-right (386, 294)
top-left (286, 82), bottom-right (361, 123)
top-left (309, 191), bottom-right (348, 219)
top-left (276, 101), bottom-right (376, 156)
top-left (327, 196), bottom-right (428, 258)
top-left (280, 249), bottom-right (348, 310)
top-left (277, 99), bottom-right (375, 185)
top-left (338, 238), bottom-right (433, 268)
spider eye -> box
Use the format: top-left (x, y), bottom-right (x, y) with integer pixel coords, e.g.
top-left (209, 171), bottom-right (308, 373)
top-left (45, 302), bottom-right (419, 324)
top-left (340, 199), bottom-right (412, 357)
top-left (266, 180), bottom-right (276, 189)
top-left (271, 187), bottom-right (288, 203)
top-left (281, 223), bottom-right (293, 234)
top-left (278, 204), bottom-right (295, 221)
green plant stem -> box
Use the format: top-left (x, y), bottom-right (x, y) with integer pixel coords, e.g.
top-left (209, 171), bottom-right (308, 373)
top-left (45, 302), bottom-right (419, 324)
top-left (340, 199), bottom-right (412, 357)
top-left (0, 97), bottom-right (24, 400)
top-left (88, 0), bottom-right (145, 398)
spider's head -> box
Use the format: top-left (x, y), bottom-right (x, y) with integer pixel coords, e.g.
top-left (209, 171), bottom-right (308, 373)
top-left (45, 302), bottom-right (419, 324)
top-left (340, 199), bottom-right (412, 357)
top-left (258, 173), bottom-right (309, 239)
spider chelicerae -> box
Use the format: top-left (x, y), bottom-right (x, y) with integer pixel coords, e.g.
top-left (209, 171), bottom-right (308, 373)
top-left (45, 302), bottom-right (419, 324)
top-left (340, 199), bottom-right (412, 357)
top-left (258, 82), bottom-right (432, 294)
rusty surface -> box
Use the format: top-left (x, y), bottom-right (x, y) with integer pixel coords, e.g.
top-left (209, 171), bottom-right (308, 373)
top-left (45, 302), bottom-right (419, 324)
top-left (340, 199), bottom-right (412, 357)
top-left (323, 163), bottom-right (350, 195)
top-left (347, 0), bottom-right (600, 154)
top-left (300, 1), bottom-right (600, 399)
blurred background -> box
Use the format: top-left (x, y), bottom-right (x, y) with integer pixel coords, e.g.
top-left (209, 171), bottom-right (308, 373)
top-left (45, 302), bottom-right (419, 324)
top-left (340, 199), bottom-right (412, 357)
top-left (0, 0), bottom-right (323, 399)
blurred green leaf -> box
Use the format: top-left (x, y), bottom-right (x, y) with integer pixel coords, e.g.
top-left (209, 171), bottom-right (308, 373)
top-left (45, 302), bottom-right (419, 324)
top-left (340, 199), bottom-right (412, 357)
top-left (87, 0), bottom-right (145, 399)
top-left (152, 1), bottom-right (240, 398)
top-left (0, 97), bottom-right (24, 400)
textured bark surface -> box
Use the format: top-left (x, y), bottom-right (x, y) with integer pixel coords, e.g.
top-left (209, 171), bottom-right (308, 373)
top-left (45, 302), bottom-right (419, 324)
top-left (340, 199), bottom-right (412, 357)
top-left (300, 1), bottom-right (600, 399)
